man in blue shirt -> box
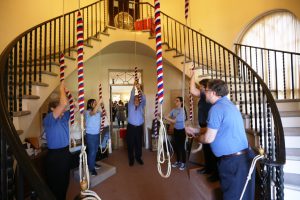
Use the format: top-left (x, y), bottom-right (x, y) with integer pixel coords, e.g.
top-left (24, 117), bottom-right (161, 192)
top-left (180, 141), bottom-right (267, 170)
top-left (43, 81), bottom-right (72, 200)
top-left (126, 82), bottom-right (146, 166)
top-left (186, 79), bottom-right (255, 200)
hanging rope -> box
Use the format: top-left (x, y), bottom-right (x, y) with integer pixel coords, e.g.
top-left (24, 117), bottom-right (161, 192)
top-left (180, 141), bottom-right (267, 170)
top-left (99, 82), bottom-right (105, 132)
top-left (153, 94), bottom-right (159, 137)
top-left (76, 9), bottom-right (101, 200)
top-left (59, 53), bottom-right (66, 82)
top-left (156, 107), bottom-right (173, 178)
top-left (98, 82), bottom-right (109, 154)
top-left (134, 67), bottom-right (142, 102)
top-left (154, 0), bottom-right (164, 104)
top-left (60, 56), bottom-right (75, 126)
top-left (66, 89), bottom-right (75, 126)
top-left (154, 0), bottom-right (171, 178)
top-left (188, 86), bottom-right (193, 121)
top-left (239, 148), bottom-right (264, 200)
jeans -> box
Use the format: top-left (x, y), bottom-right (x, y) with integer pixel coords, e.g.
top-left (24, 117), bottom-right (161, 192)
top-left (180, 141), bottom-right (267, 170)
top-left (100, 126), bottom-right (110, 148)
top-left (86, 133), bottom-right (100, 171)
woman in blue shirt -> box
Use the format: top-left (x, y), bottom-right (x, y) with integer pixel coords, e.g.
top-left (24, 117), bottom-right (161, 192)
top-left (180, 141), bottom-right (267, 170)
top-left (85, 98), bottom-right (102, 176)
top-left (165, 96), bottom-right (186, 171)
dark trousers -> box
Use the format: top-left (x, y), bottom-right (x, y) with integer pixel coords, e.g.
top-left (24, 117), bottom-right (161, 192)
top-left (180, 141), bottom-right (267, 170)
top-left (126, 123), bottom-right (143, 163)
top-left (218, 149), bottom-right (255, 200)
top-left (46, 146), bottom-right (72, 200)
top-left (173, 128), bottom-right (186, 163)
top-left (203, 144), bottom-right (218, 174)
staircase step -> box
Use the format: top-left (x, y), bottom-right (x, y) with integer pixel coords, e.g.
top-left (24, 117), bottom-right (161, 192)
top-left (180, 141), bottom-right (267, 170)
top-left (285, 136), bottom-right (300, 148)
top-left (99, 31), bottom-right (110, 36)
top-left (173, 53), bottom-right (184, 58)
top-left (64, 55), bottom-right (76, 61)
top-left (284, 128), bottom-right (300, 136)
top-left (181, 60), bottom-right (193, 64)
top-left (83, 42), bottom-right (93, 48)
top-left (189, 168), bottom-right (222, 200)
top-left (165, 48), bottom-right (176, 52)
top-left (286, 148), bottom-right (300, 160)
top-left (280, 111), bottom-right (300, 117)
top-left (276, 99), bottom-right (300, 112)
top-left (89, 36), bottom-right (101, 42)
top-left (285, 173), bottom-right (300, 189)
top-left (73, 161), bottom-right (116, 188)
top-left (104, 25), bottom-right (116, 31)
top-left (280, 111), bottom-right (300, 127)
top-left (21, 95), bottom-right (40, 99)
top-left (17, 130), bottom-right (24, 135)
top-left (13, 111), bottom-right (31, 117)
top-left (284, 160), bottom-right (300, 175)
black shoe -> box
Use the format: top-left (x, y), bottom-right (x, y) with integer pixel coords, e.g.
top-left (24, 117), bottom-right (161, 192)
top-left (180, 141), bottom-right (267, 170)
top-left (91, 170), bottom-right (97, 176)
top-left (197, 168), bottom-right (211, 174)
top-left (136, 158), bottom-right (144, 165)
top-left (207, 174), bottom-right (219, 182)
top-left (129, 160), bottom-right (134, 166)
top-left (95, 163), bottom-right (101, 169)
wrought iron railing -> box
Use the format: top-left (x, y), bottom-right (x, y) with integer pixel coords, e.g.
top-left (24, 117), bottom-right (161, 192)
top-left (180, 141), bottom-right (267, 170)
top-left (0, 1), bottom-right (285, 199)
top-left (235, 43), bottom-right (300, 100)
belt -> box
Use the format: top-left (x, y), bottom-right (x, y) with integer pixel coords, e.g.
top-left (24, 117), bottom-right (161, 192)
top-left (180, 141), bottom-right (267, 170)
top-left (128, 123), bottom-right (142, 128)
top-left (48, 146), bottom-right (69, 152)
top-left (219, 148), bottom-right (249, 159)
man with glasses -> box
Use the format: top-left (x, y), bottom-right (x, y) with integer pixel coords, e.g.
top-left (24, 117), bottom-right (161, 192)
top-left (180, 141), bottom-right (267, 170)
top-left (186, 79), bottom-right (255, 200)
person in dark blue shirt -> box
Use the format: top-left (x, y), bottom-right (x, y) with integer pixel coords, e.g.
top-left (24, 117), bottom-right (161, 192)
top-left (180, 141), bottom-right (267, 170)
top-left (43, 81), bottom-right (72, 200)
top-left (126, 82), bottom-right (146, 166)
top-left (190, 70), bottom-right (218, 182)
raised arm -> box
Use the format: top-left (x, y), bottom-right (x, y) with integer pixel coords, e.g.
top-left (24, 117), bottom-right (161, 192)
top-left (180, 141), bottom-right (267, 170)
top-left (190, 69), bottom-right (201, 97)
top-left (90, 98), bottom-right (102, 116)
top-left (53, 81), bottom-right (68, 118)
top-left (129, 86), bottom-right (135, 105)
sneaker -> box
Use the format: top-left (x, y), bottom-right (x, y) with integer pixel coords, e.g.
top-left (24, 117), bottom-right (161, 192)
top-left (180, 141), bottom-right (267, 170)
top-left (172, 162), bottom-right (180, 168)
top-left (95, 163), bottom-right (101, 169)
top-left (91, 170), bottom-right (97, 176)
top-left (179, 163), bottom-right (186, 171)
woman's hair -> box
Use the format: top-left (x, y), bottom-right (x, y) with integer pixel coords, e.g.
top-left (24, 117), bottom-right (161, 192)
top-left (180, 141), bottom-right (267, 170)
top-left (176, 96), bottom-right (187, 120)
top-left (87, 99), bottom-right (96, 110)
top-left (176, 96), bottom-right (183, 107)
top-left (207, 79), bottom-right (229, 97)
top-left (48, 99), bottom-right (59, 113)
top-left (199, 79), bottom-right (210, 88)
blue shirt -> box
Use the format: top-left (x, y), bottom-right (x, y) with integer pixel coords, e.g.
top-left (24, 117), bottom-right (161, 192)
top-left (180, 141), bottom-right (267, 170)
top-left (85, 110), bottom-right (101, 135)
top-left (207, 96), bottom-right (248, 157)
top-left (127, 87), bottom-right (146, 126)
top-left (169, 108), bottom-right (185, 129)
top-left (43, 111), bottom-right (70, 149)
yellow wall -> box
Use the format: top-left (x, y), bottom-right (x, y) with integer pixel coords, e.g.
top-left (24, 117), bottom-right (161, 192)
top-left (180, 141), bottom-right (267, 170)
top-left (1, 0), bottom-right (300, 53)
top-left (142, 0), bottom-right (300, 50)
top-left (0, 0), bottom-right (97, 53)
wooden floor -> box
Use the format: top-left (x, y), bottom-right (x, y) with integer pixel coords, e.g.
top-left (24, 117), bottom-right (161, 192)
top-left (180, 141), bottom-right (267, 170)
top-left (67, 148), bottom-right (207, 200)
